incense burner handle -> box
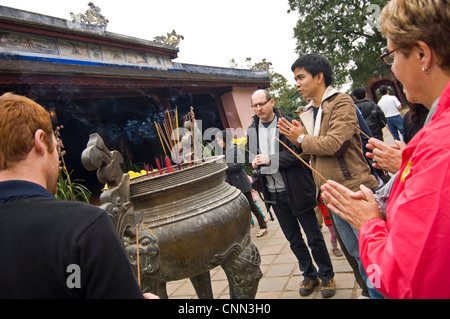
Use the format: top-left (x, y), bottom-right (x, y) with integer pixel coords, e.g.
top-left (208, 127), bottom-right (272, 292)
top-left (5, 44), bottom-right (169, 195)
top-left (81, 133), bottom-right (124, 186)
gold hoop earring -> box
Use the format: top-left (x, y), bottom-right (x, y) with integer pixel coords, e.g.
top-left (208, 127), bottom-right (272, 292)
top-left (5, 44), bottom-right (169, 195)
top-left (422, 67), bottom-right (431, 74)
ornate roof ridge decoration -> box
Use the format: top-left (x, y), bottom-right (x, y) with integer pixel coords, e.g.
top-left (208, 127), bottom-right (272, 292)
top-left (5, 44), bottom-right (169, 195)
top-left (70, 2), bottom-right (109, 27)
top-left (153, 30), bottom-right (184, 48)
top-left (0, 5), bottom-right (178, 56)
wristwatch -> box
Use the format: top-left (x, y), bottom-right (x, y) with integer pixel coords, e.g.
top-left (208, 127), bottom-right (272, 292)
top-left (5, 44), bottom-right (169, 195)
top-left (297, 134), bottom-right (305, 144)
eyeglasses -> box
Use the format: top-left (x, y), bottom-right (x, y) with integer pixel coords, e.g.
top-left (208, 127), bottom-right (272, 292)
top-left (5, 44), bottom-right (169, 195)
top-left (380, 48), bottom-right (400, 66)
top-left (251, 99), bottom-right (271, 109)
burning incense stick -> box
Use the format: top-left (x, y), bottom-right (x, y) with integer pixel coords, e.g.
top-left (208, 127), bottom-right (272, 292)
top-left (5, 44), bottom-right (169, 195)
top-left (159, 122), bottom-right (173, 151)
top-left (175, 107), bottom-right (180, 144)
top-left (136, 225), bottom-right (141, 288)
top-left (167, 110), bottom-right (175, 144)
top-left (155, 157), bottom-right (163, 175)
top-left (154, 121), bottom-right (167, 155)
top-left (163, 120), bottom-right (173, 149)
top-left (276, 138), bottom-right (328, 184)
top-left (144, 163), bottom-right (150, 177)
top-left (277, 105), bottom-right (284, 119)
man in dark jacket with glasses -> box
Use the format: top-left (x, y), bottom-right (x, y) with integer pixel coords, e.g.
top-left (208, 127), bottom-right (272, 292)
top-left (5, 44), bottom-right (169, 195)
top-left (246, 89), bottom-right (335, 298)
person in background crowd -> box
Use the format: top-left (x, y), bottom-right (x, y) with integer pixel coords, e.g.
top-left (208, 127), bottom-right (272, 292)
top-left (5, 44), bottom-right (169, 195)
top-left (247, 175), bottom-right (268, 228)
top-left (352, 87), bottom-right (390, 183)
top-left (295, 105), bottom-right (305, 118)
top-left (353, 87), bottom-right (387, 141)
top-left (216, 130), bottom-right (268, 237)
top-left (377, 85), bottom-right (404, 141)
top-left (402, 103), bottom-right (429, 144)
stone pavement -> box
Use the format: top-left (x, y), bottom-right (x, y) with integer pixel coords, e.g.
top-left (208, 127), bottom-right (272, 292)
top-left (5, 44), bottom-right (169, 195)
top-left (166, 199), bottom-right (363, 299)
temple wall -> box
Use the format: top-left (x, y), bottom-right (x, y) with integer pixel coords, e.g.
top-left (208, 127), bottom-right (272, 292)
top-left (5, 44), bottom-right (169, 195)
top-left (220, 87), bottom-right (258, 136)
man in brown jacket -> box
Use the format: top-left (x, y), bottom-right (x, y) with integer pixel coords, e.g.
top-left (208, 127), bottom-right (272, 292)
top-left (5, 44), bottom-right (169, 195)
top-left (278, 54), bottom-right (384, 299)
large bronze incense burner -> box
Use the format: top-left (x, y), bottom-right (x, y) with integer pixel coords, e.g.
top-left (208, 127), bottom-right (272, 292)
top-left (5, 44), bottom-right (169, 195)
top-left (81, 133), bottom-right (262, 299)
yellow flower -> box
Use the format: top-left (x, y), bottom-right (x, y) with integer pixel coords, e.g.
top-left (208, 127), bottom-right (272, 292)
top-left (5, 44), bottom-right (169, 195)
top-left (233, 137), bottom-right (247, 148)
top-left (128, 171), bottom-right (142, 178)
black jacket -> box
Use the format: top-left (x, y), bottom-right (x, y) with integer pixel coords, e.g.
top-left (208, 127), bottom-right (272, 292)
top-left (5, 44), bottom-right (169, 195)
top-left (225, 143), bottom-right (252, 194)
top-left (0, 181), bottom-right (143, 299)
top-left (246, 111), bottom-right (317, 215)
top-left (355, 99), bottom-right (387, 141)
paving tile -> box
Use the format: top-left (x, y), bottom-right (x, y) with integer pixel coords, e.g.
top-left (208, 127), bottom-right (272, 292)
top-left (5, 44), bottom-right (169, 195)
top-left (257, 244), bottom-right (285, 256)
top-left (273, 253), bottom-right (298, 264)
top-left (260, 253), bottom-right (277, 265)
top-left (284, 276), bottom-right (301, 292)
top-left (265, 263), bottom-right (296, 277)
top-left (257, 276), bottom-right (289, 292)
top-left (255, 291), bottom-right (283, 299)
top-left (335, 272), bottom-right (359, 289)
top-left (211, 267), bottom-right (227, 281)
top-left (211, 279), bottom-right (229, 297)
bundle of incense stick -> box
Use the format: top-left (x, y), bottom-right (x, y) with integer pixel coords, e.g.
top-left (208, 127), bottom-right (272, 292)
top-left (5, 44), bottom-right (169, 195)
top-left (154, 107), bottom-right (181, 158)
top-left (165, 156), bottom-right (173, 173)
top-left (154, 121), bottom-right (167, 155)
top-left (276, 138), bottom-right (328, 184)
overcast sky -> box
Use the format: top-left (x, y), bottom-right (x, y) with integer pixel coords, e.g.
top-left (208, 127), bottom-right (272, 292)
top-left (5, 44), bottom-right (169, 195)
top-left (1, 0), bottom-right (300, 82)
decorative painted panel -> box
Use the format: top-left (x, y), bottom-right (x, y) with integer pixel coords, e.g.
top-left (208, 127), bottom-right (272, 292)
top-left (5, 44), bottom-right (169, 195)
top-left (0, 30), bottom-right (174, 69)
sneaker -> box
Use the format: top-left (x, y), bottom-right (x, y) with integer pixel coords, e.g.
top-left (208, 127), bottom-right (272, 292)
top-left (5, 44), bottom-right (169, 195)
top-left (299, 277), bottom-right (320, 296)
top-left (321, 278), bottom-right (336, 298)
top-left (332, 247), bottom-right (343, 257)
top-left (256, 228), bottom-right (268, 238)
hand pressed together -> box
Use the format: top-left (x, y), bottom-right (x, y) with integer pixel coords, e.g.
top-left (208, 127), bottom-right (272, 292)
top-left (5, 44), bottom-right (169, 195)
top-left (277, 117), bottom-right (305, 147)
top-left (320, 180), bottom-right (385, 230)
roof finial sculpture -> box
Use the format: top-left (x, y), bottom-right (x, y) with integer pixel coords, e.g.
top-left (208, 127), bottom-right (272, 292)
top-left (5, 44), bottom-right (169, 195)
top-left (70, 2), bottom-right (109, 27)
top-left (153, 30), bottom-right (184, 48)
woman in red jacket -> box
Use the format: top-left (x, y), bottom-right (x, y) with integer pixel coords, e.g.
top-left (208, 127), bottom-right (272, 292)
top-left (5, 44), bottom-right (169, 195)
top-left (321, 0), bottom-right (450, 298)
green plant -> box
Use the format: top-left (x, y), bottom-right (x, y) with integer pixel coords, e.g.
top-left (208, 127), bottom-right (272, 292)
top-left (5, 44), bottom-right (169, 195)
top-left (54, 125), bottom-right (92, 203)
top-left (56, 169), bottom-right (92, 203)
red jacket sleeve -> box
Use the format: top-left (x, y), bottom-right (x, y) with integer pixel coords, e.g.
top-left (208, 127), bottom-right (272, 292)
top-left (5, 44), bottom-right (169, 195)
top-left (359, 136), bottom-right (450, 299)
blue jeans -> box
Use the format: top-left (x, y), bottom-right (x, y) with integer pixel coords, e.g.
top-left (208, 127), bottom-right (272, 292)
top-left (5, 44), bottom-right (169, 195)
top-left (330, 211), bottom-right (385, 299)
top-left (268, 191), bottom-right (334, 280)
top-left (386, 115), bottom-right (403, 141)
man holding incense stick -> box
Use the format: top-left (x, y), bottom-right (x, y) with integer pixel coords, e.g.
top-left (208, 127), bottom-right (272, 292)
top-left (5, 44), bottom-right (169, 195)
top-left (277, 54), bottom-right (384, 299)
top-left (247, 89), bottom-right (335, 298)
top-left (0, 93), bottom-right (151, 299)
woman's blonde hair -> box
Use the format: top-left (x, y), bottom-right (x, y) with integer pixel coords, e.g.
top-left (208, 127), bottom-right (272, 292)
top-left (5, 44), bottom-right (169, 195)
top-left (380, 0), bottom-right (450, 69)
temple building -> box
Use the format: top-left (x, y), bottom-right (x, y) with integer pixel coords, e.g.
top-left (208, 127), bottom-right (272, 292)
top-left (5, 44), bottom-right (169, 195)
top-left (0, 5), bottom-right (269, 192)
